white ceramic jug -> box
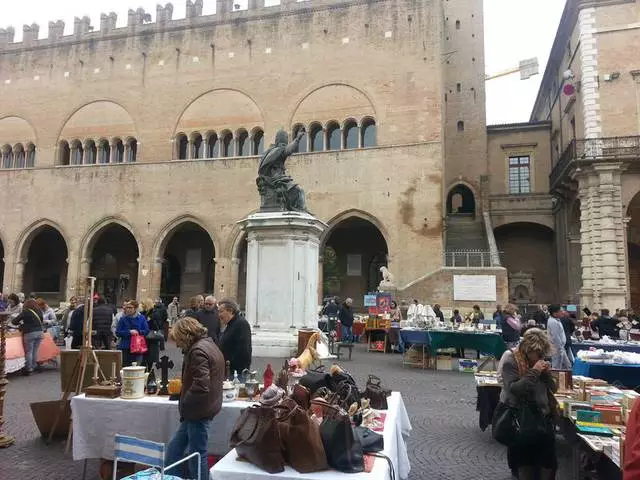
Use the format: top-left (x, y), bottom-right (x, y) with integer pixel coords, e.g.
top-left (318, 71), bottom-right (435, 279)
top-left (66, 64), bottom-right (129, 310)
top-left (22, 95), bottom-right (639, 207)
top-left (120, 363), bottom-right (149, 399)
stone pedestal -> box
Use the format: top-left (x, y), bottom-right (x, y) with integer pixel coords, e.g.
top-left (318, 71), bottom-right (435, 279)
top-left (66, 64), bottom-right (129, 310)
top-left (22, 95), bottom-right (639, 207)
top-left (242, 211), bottom-right (326, 358)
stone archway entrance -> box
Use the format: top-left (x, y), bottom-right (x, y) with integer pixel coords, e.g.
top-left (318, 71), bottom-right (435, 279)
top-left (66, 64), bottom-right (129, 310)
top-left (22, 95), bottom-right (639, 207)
top-left (90, 224), bottom-right (139, 306)
top-left (322, 217), bottom-right (388, 309)
top-left (446, 184), bottom-right (476, 216)
top-left (159, 222), bottom-right (215, 304)
top-left (22, 225), bottom-right (68, 304)
top-left (494, 222), bottom-right (557, 305)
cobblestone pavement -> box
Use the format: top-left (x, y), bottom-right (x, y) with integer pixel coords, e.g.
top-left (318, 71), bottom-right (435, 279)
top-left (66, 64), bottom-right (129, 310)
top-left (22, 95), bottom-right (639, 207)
top-left (0, 342), bottom-right (572, 479)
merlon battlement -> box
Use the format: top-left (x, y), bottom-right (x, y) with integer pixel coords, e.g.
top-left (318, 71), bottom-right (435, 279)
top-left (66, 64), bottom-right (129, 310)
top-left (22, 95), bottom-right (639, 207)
top-left (0, 0), bottom-right (371, 51)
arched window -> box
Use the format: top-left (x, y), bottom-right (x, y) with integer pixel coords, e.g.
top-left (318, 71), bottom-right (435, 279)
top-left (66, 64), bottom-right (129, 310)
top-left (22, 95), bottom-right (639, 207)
top-left (25, 143), bottom-right (36, 167)
top-left (455, 20), bottom-right (461, 30)
top-left (126, 138), bottom-right (137, 162)
top-left (71, 140), bottom-right (84, 165)
top-left (112, 138), bottom-right (124, 163)
top-left (309, 123), bottom-right (324, 152)
top-left (220, 131), bottom-right (233, 157)
top-left (1, 145), bottom-right (13, 169)
top-left (192, 133), bottom-right (204, 159)
top-left (206, 132), bottom-right (219, 158)
top-left (326, 121), bottom-right (341, 150)
top-left (85, 140), bottom-right (97, 164)
top-left (58, 141), bottom-right (70, 166)
top-left (236, 129), bottom-right (249, 157)
top-left (176, 133), bottom-right (188, 160)
top-left (252, 128), bottom-right (264, 155)
top-left (292, 124), bottom-right (307, 153)
top-left (457, 120), bottom-right (465, 132)
top-left (361, 118), bottom-right (377, 147)
top-left (98, 139), bottom-right (110, 164)
top-left (343, 119), bottom-right (358, 149)
top-left (13, 144), bottom-right (25, 168)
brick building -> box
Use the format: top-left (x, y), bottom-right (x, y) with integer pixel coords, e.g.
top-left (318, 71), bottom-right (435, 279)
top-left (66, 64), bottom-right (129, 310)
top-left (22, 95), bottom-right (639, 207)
top-left (3, 0), bottom-right (635, 314)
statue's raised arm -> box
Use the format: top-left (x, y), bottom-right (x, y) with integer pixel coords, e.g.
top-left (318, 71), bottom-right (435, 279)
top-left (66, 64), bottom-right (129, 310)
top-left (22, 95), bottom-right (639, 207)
top-left (256, 130), bottom-right (308, 212)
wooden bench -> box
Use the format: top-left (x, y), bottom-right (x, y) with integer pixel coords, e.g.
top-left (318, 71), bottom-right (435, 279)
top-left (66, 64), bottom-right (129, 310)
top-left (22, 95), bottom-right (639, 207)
top-left (335, 342), bottom-right (354, 361)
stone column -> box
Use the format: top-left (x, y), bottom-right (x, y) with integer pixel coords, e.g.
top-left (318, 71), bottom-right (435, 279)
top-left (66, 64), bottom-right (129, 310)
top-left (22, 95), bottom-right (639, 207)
top-left (149, 257), bottom-right (164, 300)
top-left (213, 257), bottom-right (231, 299)
top-left (317, 254), bottom-right (324, 305)
top-left (76, 257), bottom-right (92, 298)
top-left (137, 259), bottom-right (152, 300)
top-left (577, 163), bottom-right (628, 310)
top-left (187, 139), bottom-right (193, 160)
top-left (12, 260), bottom-right (26, 294)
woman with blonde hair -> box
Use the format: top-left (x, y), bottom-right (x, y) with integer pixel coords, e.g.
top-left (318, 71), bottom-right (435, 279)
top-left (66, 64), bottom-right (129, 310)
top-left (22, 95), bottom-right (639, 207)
top-left (498, 328), bottom-right (557, 479)
top-left (166, 316), bottom-right (224, 480)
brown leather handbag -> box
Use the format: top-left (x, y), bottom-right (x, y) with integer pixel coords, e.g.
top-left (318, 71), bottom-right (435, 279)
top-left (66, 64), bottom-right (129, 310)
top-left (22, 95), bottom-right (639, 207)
top-left (291, 383), bottom-right (311, 410)
top-left (362, 375), bottom-right (391, 410)
top-left (230, 405), bottom-right (285, 473)
top-left (276, 398), bottom-right (328, 473)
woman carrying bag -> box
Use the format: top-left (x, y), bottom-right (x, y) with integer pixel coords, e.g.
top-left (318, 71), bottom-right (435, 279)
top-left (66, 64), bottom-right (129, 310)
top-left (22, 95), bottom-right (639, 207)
top-left (495, 328), bottom-right (558, 480)
top-left (11, 298), bottom-right (44, 375)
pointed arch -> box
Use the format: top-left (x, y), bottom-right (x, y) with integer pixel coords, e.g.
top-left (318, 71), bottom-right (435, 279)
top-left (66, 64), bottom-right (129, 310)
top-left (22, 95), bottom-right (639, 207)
top-left (14, 218), bottom-right (69, 261)
top-left (152, 214), bottom-right (221, 262)
top-left (321, 209), bottom-right (389, 247)
top-left (80, 216), bottom-right (142, 261)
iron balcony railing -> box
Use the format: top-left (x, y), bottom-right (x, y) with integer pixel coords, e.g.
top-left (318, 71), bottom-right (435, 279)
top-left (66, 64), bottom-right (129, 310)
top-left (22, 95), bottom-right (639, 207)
top-left (443, 250), bottom-right (500, 268)
top-left (550, 136), bottom-right (640, 188)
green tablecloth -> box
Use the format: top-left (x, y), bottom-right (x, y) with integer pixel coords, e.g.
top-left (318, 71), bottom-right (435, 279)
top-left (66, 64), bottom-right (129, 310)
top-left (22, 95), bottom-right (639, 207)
top-left (429, 331), bottom-right (507, 359)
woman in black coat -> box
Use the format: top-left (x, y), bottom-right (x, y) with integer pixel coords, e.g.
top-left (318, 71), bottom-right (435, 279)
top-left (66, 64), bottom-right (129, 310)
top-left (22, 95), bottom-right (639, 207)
top-left (11, 299), bottom-right (44, 375)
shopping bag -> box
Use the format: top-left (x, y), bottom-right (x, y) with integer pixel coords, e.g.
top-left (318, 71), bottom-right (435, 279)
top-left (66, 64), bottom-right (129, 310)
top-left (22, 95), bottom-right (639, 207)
top-left (130, 334), bottom-right (148, 354)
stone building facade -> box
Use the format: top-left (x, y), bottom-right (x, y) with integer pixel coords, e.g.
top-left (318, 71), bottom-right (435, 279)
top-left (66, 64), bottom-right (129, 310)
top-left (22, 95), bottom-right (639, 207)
top-left (3, 0), bottom-right (579, 312)
top-left (530, 0), bottom-right (640, 311)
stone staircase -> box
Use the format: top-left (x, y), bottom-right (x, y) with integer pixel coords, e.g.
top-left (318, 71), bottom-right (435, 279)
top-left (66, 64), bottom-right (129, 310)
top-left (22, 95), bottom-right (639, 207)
top-left (445, 215), bottom-right (487, 251)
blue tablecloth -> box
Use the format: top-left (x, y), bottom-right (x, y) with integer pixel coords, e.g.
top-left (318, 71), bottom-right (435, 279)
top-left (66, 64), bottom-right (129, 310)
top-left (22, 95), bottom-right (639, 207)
top-left (571, 341), bottom-right (640, 356)
top-left (400, 329), bottom-right (430, 346)
top-left (573, 358), bottom-right (640, 388)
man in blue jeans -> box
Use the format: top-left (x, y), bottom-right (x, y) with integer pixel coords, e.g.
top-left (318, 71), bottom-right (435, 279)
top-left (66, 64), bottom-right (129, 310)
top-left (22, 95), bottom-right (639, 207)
top-left (166, 317), bottom-right (225, 480)
top-left (339, 298), bottom-right (355, 343)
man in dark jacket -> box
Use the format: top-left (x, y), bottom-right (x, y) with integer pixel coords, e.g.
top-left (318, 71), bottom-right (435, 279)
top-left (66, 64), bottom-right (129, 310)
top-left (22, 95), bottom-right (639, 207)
top-left (433, 304), bottom-right (445, 323)
top-left (338, 298), bottom-right (355, 343)
top-left (592, 309), bottom-right (620, 339)
top-left (196, 296), bottom-right (220, 344)
top-left (218, 299), bottom-right (252, 380)
top-left (166, 317), bottom-right (224, 480)
top-left (69, 301), bottom-right (86, 348)
top-left (92, 296), bottom-right (115, 349)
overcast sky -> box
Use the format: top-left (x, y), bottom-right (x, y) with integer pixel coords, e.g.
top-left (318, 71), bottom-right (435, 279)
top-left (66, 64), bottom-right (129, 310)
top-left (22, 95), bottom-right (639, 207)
top-left (1, 0), bottom-right (565, 124)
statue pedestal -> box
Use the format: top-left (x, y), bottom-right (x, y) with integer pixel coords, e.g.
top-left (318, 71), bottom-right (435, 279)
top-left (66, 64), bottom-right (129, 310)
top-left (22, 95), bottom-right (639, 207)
top-left (242, 211), bottom-right (327, 358)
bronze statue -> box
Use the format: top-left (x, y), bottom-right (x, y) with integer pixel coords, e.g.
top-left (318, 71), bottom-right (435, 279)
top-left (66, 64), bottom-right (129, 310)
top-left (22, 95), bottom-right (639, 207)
top-left (256, 129), bottom-right (307, 211)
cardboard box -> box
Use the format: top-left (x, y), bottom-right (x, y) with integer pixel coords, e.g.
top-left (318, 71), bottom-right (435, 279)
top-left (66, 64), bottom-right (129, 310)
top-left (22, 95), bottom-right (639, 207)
top-left (458, 359), bottom-right (478, 373)
top-left (437, 355), bottom-right (452, 371)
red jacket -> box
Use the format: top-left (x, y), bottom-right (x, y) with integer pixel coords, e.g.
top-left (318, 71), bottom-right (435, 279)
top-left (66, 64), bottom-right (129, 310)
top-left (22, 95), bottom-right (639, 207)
top-left (625, 400), bottom-right (640, 479)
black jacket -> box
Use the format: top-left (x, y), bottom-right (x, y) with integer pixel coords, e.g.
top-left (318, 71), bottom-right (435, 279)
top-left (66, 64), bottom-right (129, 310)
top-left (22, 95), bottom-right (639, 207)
top-left (592, 315), bottom-right (620, 339)
top-left (93, 304), bottom-right (114, 333)
top-left (433, 308), bottom-right (445, 323)
top-left (150, 305), bottom-right (168, 331)
top-left (338, 304), bottom-right (354, 327)
top-left (12, 308), bottom-right (44, 334)
top-left (219, 314), bottom-right (252, 375)
top-left (196, 309), bottom-right (221, 343)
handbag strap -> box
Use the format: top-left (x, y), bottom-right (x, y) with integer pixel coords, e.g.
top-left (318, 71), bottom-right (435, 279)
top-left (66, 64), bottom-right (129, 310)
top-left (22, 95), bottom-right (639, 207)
top-left (371, 453), bottom-right (395, 480)
top-left (27, 309), bottom-right (44, 327)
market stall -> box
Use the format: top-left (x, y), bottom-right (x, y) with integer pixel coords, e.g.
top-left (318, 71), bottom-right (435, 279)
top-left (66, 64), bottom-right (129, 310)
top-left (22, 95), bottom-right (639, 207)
top-left (571, 339), bottom-right (640, 357)
top-left (71, 394), bottom-right (249, 461)
top-left (210, 392), bottom-right (412, 480)
top-left (5, 330), bottom-right (60, 374)
top-left (573, 358), bottom-right (640, 388)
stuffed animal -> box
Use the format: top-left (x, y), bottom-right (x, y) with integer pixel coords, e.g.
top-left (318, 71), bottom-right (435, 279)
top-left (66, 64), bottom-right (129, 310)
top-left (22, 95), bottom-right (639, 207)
top-left (294, 332), bottom-right (320, 371)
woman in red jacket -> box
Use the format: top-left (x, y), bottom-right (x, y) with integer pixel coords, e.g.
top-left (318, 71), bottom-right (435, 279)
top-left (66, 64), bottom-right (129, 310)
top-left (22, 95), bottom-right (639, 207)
top-left (625, 400), bottom-right (640, 479)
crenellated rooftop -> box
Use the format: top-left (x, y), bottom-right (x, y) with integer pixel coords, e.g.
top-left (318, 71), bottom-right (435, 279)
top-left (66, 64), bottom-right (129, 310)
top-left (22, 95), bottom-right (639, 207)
top-left (0, 0), bottom-right (386, 52)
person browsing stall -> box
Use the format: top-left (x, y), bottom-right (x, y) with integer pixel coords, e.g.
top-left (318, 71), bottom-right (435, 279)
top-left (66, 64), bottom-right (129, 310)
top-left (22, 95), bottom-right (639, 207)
top-left (115, 301), bottom-right (149, 366)
top-left (166, 317), bottom-right (225, 480)
top-left (218, 299), bottom-right (252, 380)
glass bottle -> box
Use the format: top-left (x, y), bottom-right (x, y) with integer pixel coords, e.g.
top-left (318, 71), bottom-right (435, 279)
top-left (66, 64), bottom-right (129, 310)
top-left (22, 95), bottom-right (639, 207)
top-left (232, 370), bottom-right (241, 396)
top-left (146, 368), bottom-right (158, 395)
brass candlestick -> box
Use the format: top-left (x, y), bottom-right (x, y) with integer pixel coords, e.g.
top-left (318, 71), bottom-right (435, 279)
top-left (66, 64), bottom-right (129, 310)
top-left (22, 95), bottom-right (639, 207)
top-left (0, 312), bottom-right (15, 448)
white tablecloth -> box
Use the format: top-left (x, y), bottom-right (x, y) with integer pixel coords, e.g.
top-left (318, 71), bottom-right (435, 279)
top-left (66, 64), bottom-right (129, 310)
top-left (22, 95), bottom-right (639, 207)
top-left (210, 392), bottom-right (412, 480)
top-left (71, 394), bottom-right (251, 461)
